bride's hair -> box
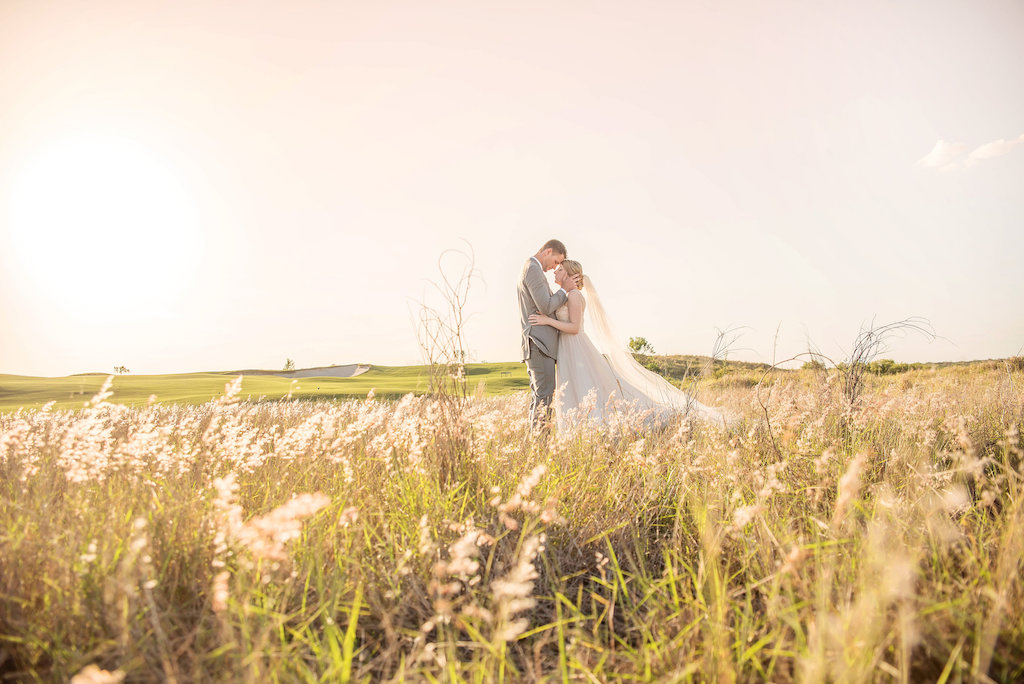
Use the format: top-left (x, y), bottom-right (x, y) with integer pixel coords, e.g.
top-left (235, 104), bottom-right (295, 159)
top-left (561, 260), bottom-right (584, 290)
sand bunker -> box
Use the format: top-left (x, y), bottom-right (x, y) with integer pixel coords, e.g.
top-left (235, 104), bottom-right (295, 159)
top-left (270, 364), bottom-right (370, 379)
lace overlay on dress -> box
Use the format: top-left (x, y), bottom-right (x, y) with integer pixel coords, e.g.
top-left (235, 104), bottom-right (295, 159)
top-left (554, 303), bottom-right (570, 323)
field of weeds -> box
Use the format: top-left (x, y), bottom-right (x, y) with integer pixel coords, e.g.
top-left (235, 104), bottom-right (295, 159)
top-left (1, 365), bottom-right (1022, 682)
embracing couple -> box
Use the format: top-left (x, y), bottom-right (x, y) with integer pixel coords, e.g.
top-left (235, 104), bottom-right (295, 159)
top-left (517, 239), bottom-right (725, 431)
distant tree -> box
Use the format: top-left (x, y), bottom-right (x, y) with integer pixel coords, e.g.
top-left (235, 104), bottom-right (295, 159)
top-left (283, 359), bottom-right (296, 371)
top-left (628, 337), bottom-right (662, 373)
top-left (113, 365), bottom-right (130, 375)
top-left (868, 358), bottom-right (897, 375)
top-left (865, 358), bottom-right (921, 375)
top-left (801, 360), bottom-right (825, 371)
top-left (629, 337), bottom-right (655, 356)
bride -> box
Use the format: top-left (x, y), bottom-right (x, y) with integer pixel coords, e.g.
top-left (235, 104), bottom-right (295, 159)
top-left (528, 260), bottom-right (725, 430)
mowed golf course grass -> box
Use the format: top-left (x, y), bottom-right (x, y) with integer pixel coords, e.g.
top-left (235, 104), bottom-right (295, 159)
top-left (0, 363), bottom-right (530, 412)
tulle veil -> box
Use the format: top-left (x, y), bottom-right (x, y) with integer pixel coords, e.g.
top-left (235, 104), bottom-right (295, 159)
top-left (580, 274), bottom-right (725, 426)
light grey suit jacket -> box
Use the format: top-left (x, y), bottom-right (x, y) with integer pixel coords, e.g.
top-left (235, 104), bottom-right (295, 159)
top-left (518, 258), bottom-right (568, 361)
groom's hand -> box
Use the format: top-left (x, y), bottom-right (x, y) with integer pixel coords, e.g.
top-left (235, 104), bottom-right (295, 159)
top-left (562, 275), bottom-right (578, 292)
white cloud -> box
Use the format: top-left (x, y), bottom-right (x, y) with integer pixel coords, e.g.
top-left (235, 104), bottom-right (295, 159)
top-left (966, 133), bottom-right (1024, 166)
top-left (920, 133), bottom-right (1024, 171)
top-left (917, 139), bottom-right (967, 171)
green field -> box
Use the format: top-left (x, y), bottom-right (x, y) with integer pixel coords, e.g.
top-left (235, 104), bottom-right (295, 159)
top-left (0, 363), bottom-right (530, 412)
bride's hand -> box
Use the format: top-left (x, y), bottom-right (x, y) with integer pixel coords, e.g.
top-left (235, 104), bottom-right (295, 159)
top-left (529, 313), bottom-right (550, 326)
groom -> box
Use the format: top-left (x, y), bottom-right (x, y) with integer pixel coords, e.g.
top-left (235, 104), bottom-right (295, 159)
top-left (518, 239), bottom-right (578, 429)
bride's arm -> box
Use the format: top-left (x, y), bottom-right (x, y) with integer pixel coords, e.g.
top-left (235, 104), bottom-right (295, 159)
top-left (529, 292), bottom-right (583, 334)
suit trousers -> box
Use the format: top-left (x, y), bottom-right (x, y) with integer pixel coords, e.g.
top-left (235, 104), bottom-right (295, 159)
top-left (526, 338), bottom-right (556, 429)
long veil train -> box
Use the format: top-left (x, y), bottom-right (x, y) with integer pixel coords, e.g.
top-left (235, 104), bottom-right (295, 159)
top-left (580, 275), bottom-right (725, 427)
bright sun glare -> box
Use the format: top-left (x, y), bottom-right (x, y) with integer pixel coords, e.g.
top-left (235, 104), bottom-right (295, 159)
top-left (8, 135), bottom-right (202, 317)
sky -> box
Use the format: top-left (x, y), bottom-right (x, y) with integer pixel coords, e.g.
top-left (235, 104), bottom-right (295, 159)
top-left (2, 0), bottom-right (1023, 377)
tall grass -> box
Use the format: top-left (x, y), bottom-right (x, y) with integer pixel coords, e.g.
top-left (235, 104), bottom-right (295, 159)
top-left (1, 365), bottom-right (1022, 682)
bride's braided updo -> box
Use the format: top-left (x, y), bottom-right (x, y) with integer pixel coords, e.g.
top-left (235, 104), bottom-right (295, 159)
top-left (561, 259), bottom-right (584, 290)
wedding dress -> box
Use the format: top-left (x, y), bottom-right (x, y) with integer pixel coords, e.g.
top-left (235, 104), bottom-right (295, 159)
top-left (552, 276), bottom-right (725, 430)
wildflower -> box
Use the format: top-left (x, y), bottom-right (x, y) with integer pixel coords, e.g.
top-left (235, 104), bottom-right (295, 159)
top-left (879, 553), bottom-right (917, 601)
top-left (70, 665), bottom-right (125, 684)
top-left (80, 541), bottom-right (98, 565)
top-left (444, 529), bottom-right (482, 578)
top-left (460, 603), bottom-right (494, 623)
top-left (628, 438), bottom-right (648, 465)
top-left (237, 493), bottom-right (330, 562)
top-left (491, 533), bottom-right (545, 643)
top-left (780, 542), bottom-right (808, 575)
top-left (218, 376), bottom-right (243, 406)
top-left (338, 506), bottom-right (359, 527)
top-left (833, 452), bottom-right (867, 526)
top-left (813, 448), bottom-right (835, 474)
top-left (426, 519), bottom-right (488, 630)
top-left (212, 571), bottom-right (230, 613)
top-left (418, 515), bottom-right (437, 556)
top-left (733, 504), bottom-right (762, 529)
top-left (539, 493), bottom-right (566, 525)
top-left (758, 460), bottom-right (787, 499)
top-left (940, 484), bottom-right (970, 513)
top-left (87, 376), bottom-right (115, 408)
top-left (496, 464), bottom-right (548, 527)
top-left (210, 477), bottom-right (329, 565)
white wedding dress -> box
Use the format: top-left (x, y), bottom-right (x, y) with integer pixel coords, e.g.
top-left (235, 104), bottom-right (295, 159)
top-left (552, 276), bottom-right (725, 430)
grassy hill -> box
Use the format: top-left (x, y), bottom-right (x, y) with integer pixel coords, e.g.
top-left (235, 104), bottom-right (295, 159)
top-left (0, 363), bottom-right (530, 412)
top-left (3, 356), bottom-right (1017, 413)
top-left (648, 354), bottom-right (773, 379)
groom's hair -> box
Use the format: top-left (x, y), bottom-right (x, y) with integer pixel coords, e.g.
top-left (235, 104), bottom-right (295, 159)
top-left (541, 239), bottom-right (567, 256)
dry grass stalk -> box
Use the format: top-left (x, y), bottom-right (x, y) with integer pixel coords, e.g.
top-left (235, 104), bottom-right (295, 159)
top-left (0, 362), bottom-right (1021, 681)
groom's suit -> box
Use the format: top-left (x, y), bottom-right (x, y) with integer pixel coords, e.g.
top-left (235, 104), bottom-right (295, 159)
top-left (518, 257), bottom-right (568, 428)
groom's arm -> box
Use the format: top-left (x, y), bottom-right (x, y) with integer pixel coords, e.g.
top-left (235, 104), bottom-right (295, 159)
top-left (532, 292), bottom-right (583, 334)
top-left (524, 263), bottom-right (567, 315)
